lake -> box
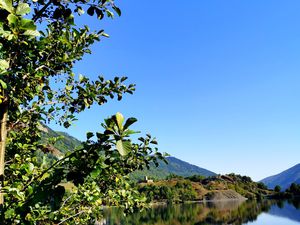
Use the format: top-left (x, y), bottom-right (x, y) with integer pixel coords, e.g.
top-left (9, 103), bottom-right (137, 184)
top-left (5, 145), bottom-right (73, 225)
top-left (101, 199), bottom-right (300, 225)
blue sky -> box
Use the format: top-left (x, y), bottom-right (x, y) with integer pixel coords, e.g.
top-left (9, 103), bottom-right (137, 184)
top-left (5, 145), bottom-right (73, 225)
top-left (51, 0), bottom-right (300, 181)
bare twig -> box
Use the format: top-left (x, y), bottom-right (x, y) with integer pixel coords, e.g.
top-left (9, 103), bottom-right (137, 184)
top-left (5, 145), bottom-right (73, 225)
top-left (57, 210), bottom-right (85, 225)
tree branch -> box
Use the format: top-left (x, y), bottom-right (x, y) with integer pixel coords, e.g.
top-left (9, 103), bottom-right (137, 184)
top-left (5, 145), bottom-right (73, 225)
top-left (57, 210), bottom-right (85, 225)
top-left (21, 147), bottom-right (84, 192)
top-left (32, 0), bottom-right (52, 22)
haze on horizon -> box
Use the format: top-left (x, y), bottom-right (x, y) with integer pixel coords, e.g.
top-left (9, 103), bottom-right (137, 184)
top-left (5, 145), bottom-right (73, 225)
top-left (51, 0), bottom-right (300, 181)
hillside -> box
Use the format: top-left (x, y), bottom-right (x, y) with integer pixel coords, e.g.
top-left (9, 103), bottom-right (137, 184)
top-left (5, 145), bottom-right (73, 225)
top-left (138, 174), bottom-right (272, 203)
top-left (40, 125), bottom-right (82, 156)
top-left (131, 157), bottom-right (216, 180)
top-left (261, 163), bottom-right (300, 190)
top-left (40, 127), bottom-right (216, 180)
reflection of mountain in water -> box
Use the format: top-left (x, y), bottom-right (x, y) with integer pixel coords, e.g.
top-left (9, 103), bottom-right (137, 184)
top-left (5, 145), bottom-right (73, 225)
top-left (268, 200), bottom-right (300, 222)
top-left (103, 200), bottom-right (276, 225)
top-left (102, 200), bottom-right (300, 225)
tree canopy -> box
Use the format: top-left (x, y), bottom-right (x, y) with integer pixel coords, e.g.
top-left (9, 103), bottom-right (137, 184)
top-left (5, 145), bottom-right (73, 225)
top-left (0, 0), bottom-right (165, 223)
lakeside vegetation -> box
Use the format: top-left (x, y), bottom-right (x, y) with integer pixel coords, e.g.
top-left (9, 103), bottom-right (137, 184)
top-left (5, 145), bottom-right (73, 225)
top-left (272, 183), bottom-right (300, 199)
top-left (137, 174), bottom-right (273, 203)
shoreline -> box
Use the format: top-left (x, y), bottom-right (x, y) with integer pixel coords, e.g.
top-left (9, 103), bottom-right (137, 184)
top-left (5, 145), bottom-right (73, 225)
top-left (149, 197), bottom-right (248, 206)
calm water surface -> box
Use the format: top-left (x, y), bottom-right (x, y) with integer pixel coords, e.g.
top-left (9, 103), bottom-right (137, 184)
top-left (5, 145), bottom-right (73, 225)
top-left (102, 199), bottom-right (300, 225)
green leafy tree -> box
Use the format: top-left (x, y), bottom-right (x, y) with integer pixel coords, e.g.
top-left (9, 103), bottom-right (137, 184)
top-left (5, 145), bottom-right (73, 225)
top-left (274, 185), bottom-right (281, 192)
top-left (0, 0), bottom-right (165, 223)
top-left (287, 183), bottom-right (300, 195)
top-left (257, 182), bottom-right (268, 190)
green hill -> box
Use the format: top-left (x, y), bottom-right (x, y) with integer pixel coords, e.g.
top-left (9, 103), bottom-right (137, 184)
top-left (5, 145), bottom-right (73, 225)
top-left (41, 127), bottom-right (216, 180)
top-left (40, 125), bottom-right (82, 156)
top-left (131, 157), bottom-right (216, 181)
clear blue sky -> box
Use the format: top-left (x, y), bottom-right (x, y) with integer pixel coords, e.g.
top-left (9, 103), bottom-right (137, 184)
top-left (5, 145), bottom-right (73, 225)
top-left (51, 0), bottom-right (300, 181)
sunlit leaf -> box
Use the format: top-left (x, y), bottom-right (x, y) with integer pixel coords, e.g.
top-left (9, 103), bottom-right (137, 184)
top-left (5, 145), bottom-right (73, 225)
top-left (7, 14), bottom-right (18, 26)
top-left (0, 79), bottom-right (7, 89)
top-left (16, 3), bottom-right (30, 15)
top-left (0, 0), bottom-right (12, 12)
top-left (0, 59), bottom-right (9, 70)
top-left (115, 112), bottom-right (124, 131)
top-left (116, 140), bottom-right (131, 156)
top-left (23, 30), bottom-right (40, 37)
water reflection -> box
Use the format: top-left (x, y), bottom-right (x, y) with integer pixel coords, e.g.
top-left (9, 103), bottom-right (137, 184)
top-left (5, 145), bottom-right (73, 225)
top-left (102, 199), bottom-right (300, 225)
top-left (268, 198), bottom-right (300, 222)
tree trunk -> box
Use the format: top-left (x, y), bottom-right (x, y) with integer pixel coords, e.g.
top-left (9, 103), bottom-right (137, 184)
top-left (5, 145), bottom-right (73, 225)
top-left (0, 101), bottom-right (8, 207)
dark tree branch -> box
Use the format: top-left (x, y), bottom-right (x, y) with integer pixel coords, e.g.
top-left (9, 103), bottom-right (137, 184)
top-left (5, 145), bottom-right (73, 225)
top-left (32, 0), bottom-right (52, 22)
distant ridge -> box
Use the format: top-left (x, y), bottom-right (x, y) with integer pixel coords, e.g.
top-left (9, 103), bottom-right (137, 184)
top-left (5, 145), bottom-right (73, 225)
top-left (41, 125), bottom-right (82, 155)
top-left (41, 127), bottom-right (216, 180)
top-left (261, 163), bottom-right (300, 190)
top-left (131, 156), bottom-right (216, 180)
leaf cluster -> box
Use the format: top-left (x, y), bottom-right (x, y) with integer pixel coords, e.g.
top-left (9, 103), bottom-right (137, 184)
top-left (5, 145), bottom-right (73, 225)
top-left (0, 0), bottom-right (166, 223)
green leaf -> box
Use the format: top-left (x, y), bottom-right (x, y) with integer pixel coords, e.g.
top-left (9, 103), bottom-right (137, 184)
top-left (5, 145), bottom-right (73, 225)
top-left (116, 140), bottom-right (131, 156)
top-left (123, 129), bottom-right (139, 136)
top-left (65, 85), bottom-right (72, 91)
top-left (112, 6), bottom-right (121, 16)
top-left (101, 32), bottom-right (109, 38)
top-left (86, 132), bottom-right (94, 139)
top-left (23, 30), bottom-right (40, 37)
top-left (95, 8), bottom-right (104, 19)
top-left (0, 79), bottom-right (7, 89)
top-left (20, 18), bottom-right (36, 30)
top-left (115, 112), bottom-right (124, 131)
top-left (7, 14), bottom-right (18, 26)
top-left (0, 59), bottom-right (9, 70)
top-left (77, 6), bottom-right (84, 15)
top-left (0, 23), bottom-right (11, 38)
top-left (79, 74), bottom-right (84, 82)
top-left (87, 6), bottom-right (95, 16)
top-left (106, 10), bottom-right (114, 18)
top-left (0, 0), bottom-right (12, 12)
top-left (123, 117), bottom-right (137, 130)
top-left (16, 3), bottom-right (30, 15)
top-left (90, 168), bottom-right (101, 178)
top-left (150, 139), bottom-right (158, 145)
top-left (4, 208), bottom-right (15, 219)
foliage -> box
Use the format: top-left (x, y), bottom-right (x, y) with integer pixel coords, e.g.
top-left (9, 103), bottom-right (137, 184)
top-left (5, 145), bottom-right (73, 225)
top-left (257, 182), bottom-right (268, 190)
top-left (186, 174), bottom-right (206, 182)
top-left (5, 112), bottom-right (165, 224)
top-left (274, 185), bottom-right (281, 192)
top-left (41, 126), bottom-right (82, 155)
top-left (166, 174), bottom-right (183, 180)
top-left (138, 179), bottom-right (197, 203)
top-left (223, 174), bottom-right (270, 200)
top-left (0, 0), bottom-right (166, 223)
top-left (138, 174), bottom-right (274, 204)
top-left (286, 183), bottom-right (300, 196)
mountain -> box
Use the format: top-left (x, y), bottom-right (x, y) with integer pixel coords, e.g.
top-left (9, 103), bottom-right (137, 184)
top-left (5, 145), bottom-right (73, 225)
top-left (41, 127), bottom-right (216, 180)
top-left (261, 163), bottom-right (300, 190)
top-left (131, 156), bottom-right (216, 180)
top-left (40, 125), bottom-right (82, 156)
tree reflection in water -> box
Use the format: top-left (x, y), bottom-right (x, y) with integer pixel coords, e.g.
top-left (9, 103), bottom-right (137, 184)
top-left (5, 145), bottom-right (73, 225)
top-left (102, 199), bottom-right (300, 225)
